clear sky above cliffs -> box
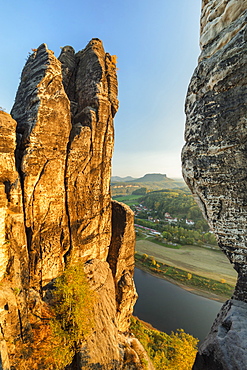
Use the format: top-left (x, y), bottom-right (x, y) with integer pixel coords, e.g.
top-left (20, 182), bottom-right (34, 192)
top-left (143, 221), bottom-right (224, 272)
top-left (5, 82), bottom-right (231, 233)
top-left (1, 0), bottom-right (201, 178)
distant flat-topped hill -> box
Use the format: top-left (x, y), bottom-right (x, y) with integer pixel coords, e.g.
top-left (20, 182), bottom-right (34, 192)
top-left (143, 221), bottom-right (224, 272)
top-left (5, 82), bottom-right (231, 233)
top-left (111, 173), bottom-right (185, 195)
top-left (129, 173), bottom-right (167, 182)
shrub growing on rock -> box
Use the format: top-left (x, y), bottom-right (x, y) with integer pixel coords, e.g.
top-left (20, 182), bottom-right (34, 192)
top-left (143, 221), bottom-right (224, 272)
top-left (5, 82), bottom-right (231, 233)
top-left (12, 262), bottom-right (95, 370)
top-left (48, 262), bottom-right (95, 368)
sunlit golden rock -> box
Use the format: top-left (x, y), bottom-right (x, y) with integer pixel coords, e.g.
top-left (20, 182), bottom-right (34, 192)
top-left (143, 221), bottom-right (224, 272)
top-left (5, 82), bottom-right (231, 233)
top-left (0, 40), bottom-right (146, 369)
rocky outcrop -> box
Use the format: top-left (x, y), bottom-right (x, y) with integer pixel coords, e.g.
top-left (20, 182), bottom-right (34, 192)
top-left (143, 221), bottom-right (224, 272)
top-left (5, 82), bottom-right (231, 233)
top-left (182, 1), bottom-right (247, 369)
top-left (75, 259), bottom-right (149, 370)
top-left (193, 299), bottom-right (247, 370)
top-left (108, 201), bottom-right (137, 332)
top-left (0, 40), bottom-right (149, 369)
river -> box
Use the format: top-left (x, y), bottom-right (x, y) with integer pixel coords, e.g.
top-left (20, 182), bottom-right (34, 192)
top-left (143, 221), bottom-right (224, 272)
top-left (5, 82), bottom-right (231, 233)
top-left (133, 268), bottom-right (223, 341)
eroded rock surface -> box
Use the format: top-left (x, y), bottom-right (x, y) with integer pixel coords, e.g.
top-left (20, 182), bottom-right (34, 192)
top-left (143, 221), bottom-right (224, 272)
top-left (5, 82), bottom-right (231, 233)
top-left (182, 1), bottom-right (247, 369)
top-left (0, 40), bottom-right (147, 369)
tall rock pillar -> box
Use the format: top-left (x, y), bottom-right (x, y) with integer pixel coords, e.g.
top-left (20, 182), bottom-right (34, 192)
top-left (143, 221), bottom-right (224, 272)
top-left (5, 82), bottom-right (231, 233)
top-left (58, 39), bottom-right (118, 263)
top-left (182, 1), bottom-right (247, 369)
top-left (4, 40), bottom-right (146, 369)
top-left (11, 44), bottom-right (72, 289)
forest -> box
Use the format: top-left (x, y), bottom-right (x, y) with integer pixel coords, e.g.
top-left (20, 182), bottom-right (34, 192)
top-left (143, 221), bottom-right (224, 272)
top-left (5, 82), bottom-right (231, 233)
top-left (140, 188), bottom-right (201, 218)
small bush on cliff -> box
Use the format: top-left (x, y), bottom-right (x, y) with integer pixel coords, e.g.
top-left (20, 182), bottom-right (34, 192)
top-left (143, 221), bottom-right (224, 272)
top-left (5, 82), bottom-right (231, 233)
top-left (12, 263), bottom-right (95, 370)
top-left (130, 316), bottom-right (198, 370)
top-left (48, 262), bottom-right (95, 368)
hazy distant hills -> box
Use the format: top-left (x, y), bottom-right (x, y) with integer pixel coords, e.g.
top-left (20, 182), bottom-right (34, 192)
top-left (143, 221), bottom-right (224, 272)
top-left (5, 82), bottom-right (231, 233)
top-left (111, 173), bottom-right (186, 195)
top-left (111, 176), bottom-right (137, 182)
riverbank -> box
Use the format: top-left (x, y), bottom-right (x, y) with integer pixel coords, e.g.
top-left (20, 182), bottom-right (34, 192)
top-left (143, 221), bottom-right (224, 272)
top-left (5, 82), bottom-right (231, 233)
top-left (136, 239), bottom-right (237, 286)
top-left (135, 253), bottom-right (234, 303)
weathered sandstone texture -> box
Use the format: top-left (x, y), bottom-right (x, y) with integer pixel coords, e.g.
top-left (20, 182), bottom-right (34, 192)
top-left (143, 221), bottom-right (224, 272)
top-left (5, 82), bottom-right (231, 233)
top-left (182, 1), bottom-right (247, 369)
top-left (0, 39), bottom-right (149, 369)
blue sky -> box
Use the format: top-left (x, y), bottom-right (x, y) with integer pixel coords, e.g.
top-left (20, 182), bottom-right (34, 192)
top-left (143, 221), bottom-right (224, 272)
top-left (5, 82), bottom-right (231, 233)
top-left (1, 0), bottom-right (201, 178)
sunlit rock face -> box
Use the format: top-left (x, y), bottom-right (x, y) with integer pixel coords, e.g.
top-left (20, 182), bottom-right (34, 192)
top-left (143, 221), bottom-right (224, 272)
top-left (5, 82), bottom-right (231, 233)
top-left (11, 43), bottom-right (72, 287)
top-left (0, 112), bottom-right (29, 369)
top-left (182, 1), bottom-right (247, 369)
top-left (0, 40), bottom-right (145, 369)
top-left (58, 39), bottom-right (118, 264)
top-left (200, 0), bottom-right (247, 59)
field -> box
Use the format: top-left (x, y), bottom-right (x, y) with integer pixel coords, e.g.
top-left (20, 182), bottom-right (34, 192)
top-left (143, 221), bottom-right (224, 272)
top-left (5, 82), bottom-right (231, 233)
top-left (135, 239), bottom-right (237, 286)
top-left (112, 194), bottom-right (142, 206)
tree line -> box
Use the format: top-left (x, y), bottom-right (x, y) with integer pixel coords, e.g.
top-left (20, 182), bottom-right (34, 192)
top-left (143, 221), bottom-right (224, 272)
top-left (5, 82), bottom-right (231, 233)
top-left (138, 189), bottom-right (209, 231)
top-left (135, 218), bottom-right (217, 246)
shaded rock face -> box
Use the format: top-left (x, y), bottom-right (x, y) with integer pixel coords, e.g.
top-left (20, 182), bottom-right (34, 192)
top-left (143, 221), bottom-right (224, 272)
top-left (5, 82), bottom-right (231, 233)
top-left (108, 201), bottom-right (137, 332)
top-left (0, 39), bottom-right (147, 369)
top-left (182, 1), bottom-right (247, 369)
top-left (193, 299), bottom-right (247, 370)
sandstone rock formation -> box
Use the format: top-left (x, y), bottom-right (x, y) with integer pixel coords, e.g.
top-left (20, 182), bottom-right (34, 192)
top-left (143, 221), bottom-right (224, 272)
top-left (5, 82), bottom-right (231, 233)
top-left (0, 40), bottom-right (149, 369)
top-left (182, 1), bottom-right (247, 369)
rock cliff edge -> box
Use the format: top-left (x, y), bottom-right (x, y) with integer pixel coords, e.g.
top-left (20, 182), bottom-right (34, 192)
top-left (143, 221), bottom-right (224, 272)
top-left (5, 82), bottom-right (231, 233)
top-left (182, 1), bottom-right (247, 369)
